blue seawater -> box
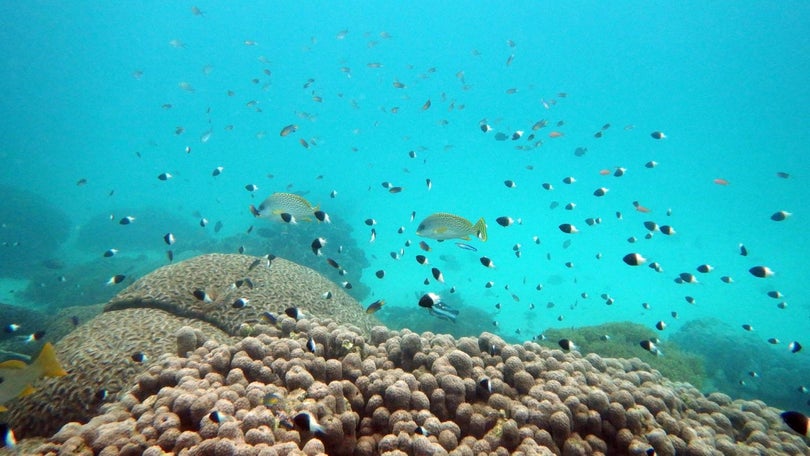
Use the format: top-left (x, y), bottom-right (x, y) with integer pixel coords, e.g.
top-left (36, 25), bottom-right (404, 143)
top-left (0, 1), bottom-right (808, 409)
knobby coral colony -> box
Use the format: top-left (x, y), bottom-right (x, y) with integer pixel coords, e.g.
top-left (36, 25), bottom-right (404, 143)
top-left (30, 322), bottom-right (809, 455)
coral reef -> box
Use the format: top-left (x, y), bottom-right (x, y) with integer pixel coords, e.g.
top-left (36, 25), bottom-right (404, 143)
top-left (105, 253), bottom-right (379, 336)
top-left (5, 256), bottom-right (807, 455)
top-left (540, 322), bottom-right (706, 389)
top-left (41, 304), bottom-right (105, 344)
top-left (29, 322), bottom-right (809, 455)
top-left (377, 291), bottom-right (499, 341)
top-left (251, 211), bottom-right (372, 302)
top-left (5, 253), bottom-right (377, 439)
top-left (672, 318), bottom-right (810, 415)
top-left (0, 303), bottom-right (103, 363)
top-left (19, 254), bottom-right (158, 310)
top-left (4, 308), bottom-right (229, 438)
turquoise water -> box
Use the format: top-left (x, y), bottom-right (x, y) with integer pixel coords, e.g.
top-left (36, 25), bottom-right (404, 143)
top-left (1, 2), bottom-right (808, 407)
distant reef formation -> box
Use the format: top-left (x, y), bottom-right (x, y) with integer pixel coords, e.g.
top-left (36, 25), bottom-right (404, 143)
top-left (0, 185), bottom-right (71, 278)
top-left (20, 203), bottom-right (372, 309)
top-left (376, 288), bottom-right (498, 340)
top-left (539, 321), bottom-right (706, 389)
top-left (1, 254), bottom-right (807, 455)
top-left (74, 207), bottom-right (210, 254)
top-left (672, 318), bottom-right (810, 416)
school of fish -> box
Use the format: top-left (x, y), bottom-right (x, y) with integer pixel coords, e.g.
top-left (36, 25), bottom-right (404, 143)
top-left (1, 6), bottom-right (806, 442)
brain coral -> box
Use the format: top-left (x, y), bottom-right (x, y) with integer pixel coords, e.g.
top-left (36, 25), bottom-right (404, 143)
top-left (42, 304), bottom-right (104, 344)
top-left (105, 253), bottom-right (380, 336)
top-left (29, 322), bottom-right (809, 456)
top-left (4, 308), bottom-right (229, 438)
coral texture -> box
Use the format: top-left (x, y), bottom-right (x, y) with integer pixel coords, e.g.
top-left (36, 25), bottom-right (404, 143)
top-left (31, 322), bottom-right (809, 456)
top-left (5, 308), bottom-right (228, 438)
top-left (105, 253), bottom-right (379, 336)
top-left (5, 253), bottom-right (376, 439)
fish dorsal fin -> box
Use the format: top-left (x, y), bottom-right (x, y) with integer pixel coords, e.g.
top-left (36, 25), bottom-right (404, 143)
top-left (0, 360), bottom-right (27, 369)
top-left (35, 342), bottom-right (68, 378)
top-left (19, 384), bottom-right (36, 397)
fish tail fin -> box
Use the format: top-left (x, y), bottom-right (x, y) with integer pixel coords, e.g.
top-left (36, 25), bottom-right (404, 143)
top-left (474, 218), bottom-right (488, 242)
top-left (249, 205), bottom-right (260, 217)
top-left (35, 343), bottom-right (67, 378)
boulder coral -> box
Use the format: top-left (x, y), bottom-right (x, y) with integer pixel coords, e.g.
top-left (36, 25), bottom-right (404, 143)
top-left (30, 321), bottom-right (808, 455)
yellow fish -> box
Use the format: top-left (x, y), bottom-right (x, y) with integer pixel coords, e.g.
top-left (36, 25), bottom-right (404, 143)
top-left (0, 342), bottom-right (67, 412)
top-left (249, 192), bottom-right (318, 222)
top-left (416, 213), bottom-right (487, 242)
